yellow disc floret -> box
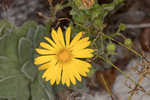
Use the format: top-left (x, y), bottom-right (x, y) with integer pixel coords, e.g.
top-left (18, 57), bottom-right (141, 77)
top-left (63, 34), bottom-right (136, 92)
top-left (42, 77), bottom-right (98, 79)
top-left (57, 49), bottom-right (72, 63)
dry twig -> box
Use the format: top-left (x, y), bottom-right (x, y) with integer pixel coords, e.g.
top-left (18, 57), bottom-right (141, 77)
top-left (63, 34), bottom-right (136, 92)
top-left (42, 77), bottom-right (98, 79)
top-left (126, 23), bottom-right (150, 29)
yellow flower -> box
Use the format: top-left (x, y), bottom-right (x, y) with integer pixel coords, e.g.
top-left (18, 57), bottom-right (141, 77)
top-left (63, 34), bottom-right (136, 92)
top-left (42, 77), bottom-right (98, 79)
top-left (34, 27), bottom-right (94, 87)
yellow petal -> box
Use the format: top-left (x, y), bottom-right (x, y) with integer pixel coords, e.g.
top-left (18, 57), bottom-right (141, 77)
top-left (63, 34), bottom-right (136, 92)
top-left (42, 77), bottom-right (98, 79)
top-left (42, 68), bottom-right (52, 79)
top-left (44, 37), bottom-right (61, 53)
top-left (70, 32), bottom-right (82, 47)
top-left (69, 72), bottom-right (76, 85)
top-left (73, 59), bottom-right (91, 68)
top-left (75, 64), bottom-right (89, 76)
top-left (62, 65), bottom-right (71, 86)
top-left (79, 37), bottom-right (89, 42)
top-left (38, 58), bottom-right (57, 70)
top-left (50, 78), bottom-right (56, 85)
top-left (62, 70), bottom-right (70, 86)
top-left (74, 72), bottom-right (82, 82)
top-left (78, 71), bottom-right (88, 77)
top-left (72, 59), bottom-right (91, 77)
top-left (34, 55), bottom-right (56, 65)
top-left (40, 42), bottom-right (53, 50)
top-left (35, 48), bottom-right (56, 55)
top-left (66, 78), bottom-right (70, 87)
top-left (72, 49), bottom-right (94, 58)
top-left (51, 28), bottom-right (63, 48)
top-left (62, 71), bottom-right (66, 85)
top-left (56, 64), bottom-right (62, 85)
top-left (57, 27), bottom-right (65, 47)
top-left (71, 40), bottom-right (91, 50)
top-left (38, 63), bottom-right (49, 70)
top-left (43, 69), bottom-right (56, 84)
top-left (62, 59), bottom-right (88, 86)
top-left (44, 37), bottom-right (56, 48)
top-left (39, 64), bottom-right (48, 70)
top-left (42, 63), bottom-right (62, 85)
top-left (64, 63), bottom-right (76, 85)
top-left (65, 27), bottom-right (71, 46)
top-left (51, 29), bottom-right (59, 44)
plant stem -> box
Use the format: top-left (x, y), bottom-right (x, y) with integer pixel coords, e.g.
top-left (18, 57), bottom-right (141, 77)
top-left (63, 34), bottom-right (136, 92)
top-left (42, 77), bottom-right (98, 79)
top-left (103, 34), bottom-right (142, 58)
top-left (100, 74), bottom-right (112, 96)
top-left (97, 55), bottom-right (137, 85)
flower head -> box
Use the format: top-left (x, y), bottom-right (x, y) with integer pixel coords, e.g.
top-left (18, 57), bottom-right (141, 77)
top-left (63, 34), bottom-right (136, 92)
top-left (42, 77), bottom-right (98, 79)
top-left (34, 27), bottom-right (94, 87)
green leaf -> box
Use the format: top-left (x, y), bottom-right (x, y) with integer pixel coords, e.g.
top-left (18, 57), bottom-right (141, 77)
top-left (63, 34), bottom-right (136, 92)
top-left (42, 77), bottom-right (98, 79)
top-left (0, 20), bottom-right (13, 36)
top-left (31, 80), bottom-right (48, 100)
top-left (0, 98), bottom-right (8, 100)
top-left (0, 23), bottom-right (18, 61)
top-left (113, 0), bottom-right (124, 5)
top-left (0, 20), bottom-right (56, 100)
top-left (0, 75), bottom-right (29, 100)
top-left (16, 21), bottom-right (37, 38)
top-left (0, 23), bottom-right (9, 39)
top-left (0, 39), bottom-right (6, 56)
top-left (32, 26), bottom-right (46, 49)
top-left (102, 3), bottom-right (115, 12)
top-left (90, 4), bottom-right (104, 20)
top-left (119, 23), bottom-right (126, 31)
top-left (21, 60), bottom-right (38, 81)
top-left (93, 18), bottom-right (104, 30)
top-left (31, 74), bottom-right (55, 100)
top-left (40, 76), bottom-right (55, 100)
top-left (4, 31), bottom-right (18, 61)
top-left (0, 21), bottom-right (15, 56)
top-left (0, 56), bottom-right (20, 77)
top-left (18, 37), bottom-right (32, 64)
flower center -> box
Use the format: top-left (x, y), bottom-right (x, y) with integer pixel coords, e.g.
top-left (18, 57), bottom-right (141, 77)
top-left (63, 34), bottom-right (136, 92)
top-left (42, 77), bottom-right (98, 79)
top-left (57, 49), bottom-right (71, 63)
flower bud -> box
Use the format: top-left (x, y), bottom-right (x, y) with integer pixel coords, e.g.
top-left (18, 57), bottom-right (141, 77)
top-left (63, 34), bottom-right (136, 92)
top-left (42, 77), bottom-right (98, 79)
top-left (74, 0), bottom-right (94, 9)
top-left (106, 43), bottom-right (116, 53)
top-left (124, 38), bottom-right (132, 47)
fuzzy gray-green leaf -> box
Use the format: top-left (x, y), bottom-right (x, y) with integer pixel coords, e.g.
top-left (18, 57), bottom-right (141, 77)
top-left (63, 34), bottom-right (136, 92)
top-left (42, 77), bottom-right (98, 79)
top-left (31, 74), bottom-right (55, 100)
top-left (0, 56), bottom-right (20, 77)
top-left (18, 37), bottom-right (32, 64)
top-left (21, 60), bottom-right (38, 81)
top-left (0, 75), bottom-right (29, 100)
top-left (33, 26), bottom-right (46, 49)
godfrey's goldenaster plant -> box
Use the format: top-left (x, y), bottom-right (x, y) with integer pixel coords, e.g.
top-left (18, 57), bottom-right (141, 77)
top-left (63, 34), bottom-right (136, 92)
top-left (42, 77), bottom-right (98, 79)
top-left (34, 27), bottom-right (94, 87)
